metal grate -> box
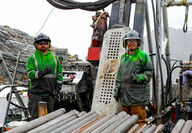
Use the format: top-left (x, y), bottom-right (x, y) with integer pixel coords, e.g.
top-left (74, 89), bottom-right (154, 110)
top-left (99, 73), bottom-right (116, 103)
top-left (99, 31), bottom-right (122, 103)
top-left (91, 27), bottom-right (130, 115)
top-left (107, 32), bottom-right (122, 59)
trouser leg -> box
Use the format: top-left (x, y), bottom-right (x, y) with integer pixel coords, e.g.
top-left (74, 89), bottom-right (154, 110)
top-left (28, 94), bottom-right (42, 120)
top-left (122, 105), bottom-right (131, 115)
top-left (43, 95), bottom-right (55, 113)
top-left (122, 105), bottom-right (147, 125)
top-left (130, 105), bottom-right (147, 125)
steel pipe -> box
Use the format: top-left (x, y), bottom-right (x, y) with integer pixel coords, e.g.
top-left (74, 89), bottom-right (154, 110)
top-left (127, 124), bottom-right (139, 133)
top-left (101, 114), bottom-right (130, 133)
top-left (142, 124), bottom-right (157, 133)
top-left (73, 115), bottom-right (106, 133)
top-left (51, 111), bottom-right (96, 133)
top-left (40, 115), bottom-right (77, 133)
top-left (27, 110), bottom-right (80, 133)
top-left (171, 119), bottom-right (185, 133)
top-left (134, 124), bottom-right (147, 133)
top-left (91, 111), bottom-right (127, 133)
top-left (5, 108), bottom-right (66, 133)
top-left (61, 113), bottom-right (98, 133)
top-left (111, 115), bottom-right (138, 133)
top-left (153, 124), bottom-right (164, 133)
top-left (180, 120), bottom-right (192, 133)
top-left (82, 114), bottom-right (115, 133)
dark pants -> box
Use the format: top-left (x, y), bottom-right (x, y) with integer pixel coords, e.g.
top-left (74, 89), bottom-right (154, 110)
top-left (28, 94), bottom-right (55, 120)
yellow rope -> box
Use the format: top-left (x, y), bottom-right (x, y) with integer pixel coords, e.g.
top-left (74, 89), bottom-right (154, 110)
top-left (93, 11), bottom-right (107, 28)
top-left (178, 0), bottom-right (184, 6)
top-left (167, 0), bottom-right (174, 7)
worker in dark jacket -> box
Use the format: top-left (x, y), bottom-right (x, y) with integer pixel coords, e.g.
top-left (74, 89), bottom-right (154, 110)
top-left (26, 33), bottom-right (63, 120)
top-left (114, 30), bottom-right (153, 125)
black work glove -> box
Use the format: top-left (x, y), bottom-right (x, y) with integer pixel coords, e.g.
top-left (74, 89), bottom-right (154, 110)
top-left (53, 83), bottom-right (62, 99)
top-left (38, 65), bottom-right (53, 78)
top-left (114, 88), bottom-right (120, 102)
top-left (53, 90), bottom-right (61, 99)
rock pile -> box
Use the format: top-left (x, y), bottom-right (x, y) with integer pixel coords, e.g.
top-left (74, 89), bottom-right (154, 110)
top-left (0, 25), bottom-right (35, 85)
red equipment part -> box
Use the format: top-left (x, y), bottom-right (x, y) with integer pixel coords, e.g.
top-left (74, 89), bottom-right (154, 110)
top-left (87, 47), bottom-right (101, 65)
top-left (87, 11), bottom-right (109, 66)
top-left (91, 11), bottom-right (109, 47)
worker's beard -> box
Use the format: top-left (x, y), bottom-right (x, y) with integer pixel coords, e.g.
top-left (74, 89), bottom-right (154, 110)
top-left (39, 47), bottom-right (48, 53)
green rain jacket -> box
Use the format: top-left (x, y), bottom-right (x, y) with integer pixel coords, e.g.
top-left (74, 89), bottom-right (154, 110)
top-left (116, 48), bottom-right (153, 106)
top-left (26, 50), bottom-right (63, 95)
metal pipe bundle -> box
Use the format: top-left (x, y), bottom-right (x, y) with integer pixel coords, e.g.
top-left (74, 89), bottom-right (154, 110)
top-left (82, 114), bottom-right (115, 133)
top-left (134, 124), bottom-right (147, 132)
top-left (91, 111), bottom-right (127, 133)
top-left (101, 114), bottom-right (130, 133)
top-left (142, 124), bottom-right (157, 133)
top-left (73, 115), bottom-right (106, 133)
top-left (61, 112), bottom-right (98, 133)
top-left (27, 110), bottom-right (80, 133)
top-left (51, 111), bottom-right (96, 133)
top-left (180, 120), bottom-right (192, 133)
top-left (112, 115), bottom-right (138, 133)
top-left (5, 109), bottom-right (192, 133)
top-left (40, 110), bottom-right (86, 133)
top-left (127, 124), bottom-right (139, 133)
top-left (153, 124), bottom-right (164, 133)
top-left (5, 108), bottom-right (66, 133)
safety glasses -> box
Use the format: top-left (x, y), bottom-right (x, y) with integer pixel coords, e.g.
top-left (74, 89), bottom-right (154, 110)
top-left (37, 41), bottom-right (49, 45)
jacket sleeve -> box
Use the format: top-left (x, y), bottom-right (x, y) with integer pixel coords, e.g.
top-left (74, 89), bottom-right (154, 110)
top-left (137, 54), bottom-right (153, 83)
top-left (26, 55), bottom-right (37, 80)
top-left (56, 56), bottom-right (63, 84)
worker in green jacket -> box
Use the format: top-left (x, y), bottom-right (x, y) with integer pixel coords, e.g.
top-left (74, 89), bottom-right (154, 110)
top-left (114, 30), bottom-right (153, 125)
top-left (26, 33), bottom-right (63, 120)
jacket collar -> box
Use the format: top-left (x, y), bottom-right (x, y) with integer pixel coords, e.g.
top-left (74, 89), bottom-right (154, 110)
top-left (125, 48), bottom-right (140, 57)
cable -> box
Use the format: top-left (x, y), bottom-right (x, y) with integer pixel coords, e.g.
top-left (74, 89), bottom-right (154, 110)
top-left (6, 92), bottom-right (28, 110)
top-left (35, 7), bottom-right (55, 36)
top-left (47, 0), bottom-right (116, 11)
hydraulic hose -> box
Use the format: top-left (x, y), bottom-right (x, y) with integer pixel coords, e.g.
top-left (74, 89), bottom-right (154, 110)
top-left (6, 91), bottom-right (28, 110)
top-left (47, 0), bottom-right (116, 11)
top-left (0, 85), bottom-right (29, 109)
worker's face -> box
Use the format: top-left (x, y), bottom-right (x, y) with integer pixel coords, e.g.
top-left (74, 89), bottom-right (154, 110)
top-left (127, 39), bottom-right (138, 51)
top-left (36, 40), bottom-right (49, 53)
